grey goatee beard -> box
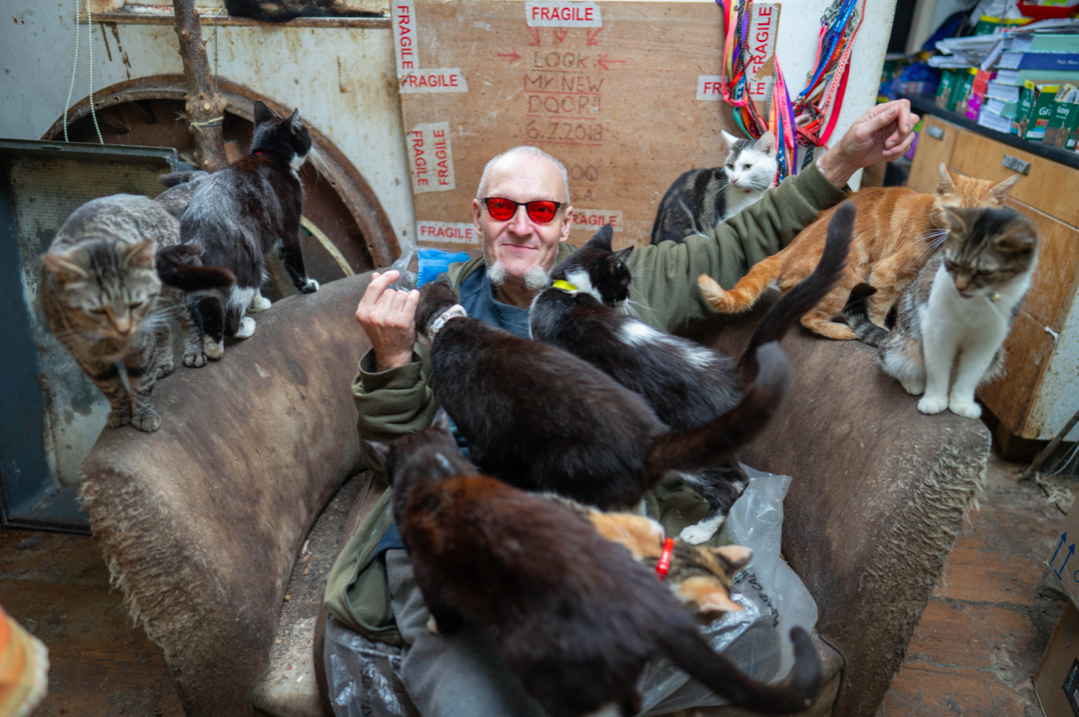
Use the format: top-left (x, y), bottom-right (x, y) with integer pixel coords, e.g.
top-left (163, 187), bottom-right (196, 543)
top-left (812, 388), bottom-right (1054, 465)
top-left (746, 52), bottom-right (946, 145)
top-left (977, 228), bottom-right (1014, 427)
top-left (486, 261), bottom-right (550, 292)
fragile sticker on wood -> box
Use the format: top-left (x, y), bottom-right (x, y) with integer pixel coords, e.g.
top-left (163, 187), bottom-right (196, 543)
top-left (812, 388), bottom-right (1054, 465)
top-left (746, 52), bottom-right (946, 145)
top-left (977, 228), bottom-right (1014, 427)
top-left (418, 221), bottom-right (478, 245)
top-left (573, 208), bottom-right (622, 231)
top-left (526, 2), bottom-right (602, 27)
top-left (746, 3), bottom-right (780, 117)
top-left (393, 0), bottom-right (469, 93)
top-left (697, 75), bottom-right (724, 101)
top-left (408, 122), bottom-right (456, 193)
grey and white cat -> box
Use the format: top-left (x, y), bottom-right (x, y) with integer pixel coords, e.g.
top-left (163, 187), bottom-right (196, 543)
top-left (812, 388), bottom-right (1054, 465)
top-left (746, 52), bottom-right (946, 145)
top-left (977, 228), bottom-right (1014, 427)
top-left (845, 206), bottom-right (1038, 419)
top-left (650, 131), bottom-right (778, 245)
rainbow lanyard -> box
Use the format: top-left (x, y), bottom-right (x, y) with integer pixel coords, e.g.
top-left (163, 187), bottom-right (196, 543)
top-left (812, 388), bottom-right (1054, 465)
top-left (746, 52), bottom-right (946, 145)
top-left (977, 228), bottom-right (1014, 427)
top-left (715, 0), bottom-right (865, 177)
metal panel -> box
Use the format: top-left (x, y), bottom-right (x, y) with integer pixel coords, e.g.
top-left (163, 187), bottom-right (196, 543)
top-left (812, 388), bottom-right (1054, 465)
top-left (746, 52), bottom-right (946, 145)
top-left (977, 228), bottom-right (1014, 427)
top-left (0, 139), bottom-right (175, 532)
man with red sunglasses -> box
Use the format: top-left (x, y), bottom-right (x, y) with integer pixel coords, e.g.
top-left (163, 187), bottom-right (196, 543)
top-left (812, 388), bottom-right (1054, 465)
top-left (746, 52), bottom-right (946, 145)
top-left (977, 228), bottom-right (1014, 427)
top-left (333, 100), bottom-right (918, 716)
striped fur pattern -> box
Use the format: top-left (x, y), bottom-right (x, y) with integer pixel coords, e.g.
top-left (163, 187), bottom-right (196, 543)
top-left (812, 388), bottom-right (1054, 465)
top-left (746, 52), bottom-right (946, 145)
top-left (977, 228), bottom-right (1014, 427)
top-left (529, 208), bottom-right (852, 543)
top-left (650, 131), bottom-right (776, 245)
top-left (698, 163), bottom-right (1020, 341)
top-left (166, 100), bottom-right (319, 365)
top-left (40, 195), bottom-right (194, 432)
top-left (844, 207), bottom-right (1037, 419)
top-left (224, 0), bottom-right (381, 20)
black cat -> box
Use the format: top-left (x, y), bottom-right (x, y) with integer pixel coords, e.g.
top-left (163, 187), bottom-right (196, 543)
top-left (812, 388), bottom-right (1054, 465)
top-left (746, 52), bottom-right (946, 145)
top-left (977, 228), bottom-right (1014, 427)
top-left (224, 0), bottom-right (381, 22)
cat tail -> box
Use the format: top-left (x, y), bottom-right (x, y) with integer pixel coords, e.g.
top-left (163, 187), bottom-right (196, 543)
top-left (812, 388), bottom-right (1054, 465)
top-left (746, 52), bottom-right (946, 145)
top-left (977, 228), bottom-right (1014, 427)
top-left (155, 245), bottom-right (237, 291)
top-left (698, 254), bottom-right (781, 314)
top-left (842, 283), bottom-right (889, 348)
top-left (736, 201), bottom-right (855, 376)
top-left (157, 171), bottom-right (209, 188)
top-left (647, 342), bottom-right (791, 476)
top-left (658, 622), bottom-right (822, 715)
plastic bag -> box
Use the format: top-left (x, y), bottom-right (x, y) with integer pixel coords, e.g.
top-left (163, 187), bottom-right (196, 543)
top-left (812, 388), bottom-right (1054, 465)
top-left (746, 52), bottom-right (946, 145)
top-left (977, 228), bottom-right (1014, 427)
top-left (325, 466), bottom-right (818, 716)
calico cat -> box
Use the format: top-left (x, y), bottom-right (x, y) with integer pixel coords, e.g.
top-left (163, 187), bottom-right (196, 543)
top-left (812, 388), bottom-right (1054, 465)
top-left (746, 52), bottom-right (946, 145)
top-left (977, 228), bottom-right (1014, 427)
top-left (651, 130), bottom-right (777, 245)
top-left (414, 276), bottom-right (791, 512)
top-left (844, 206), bottom-right (1037, 419)
top-left (698, 163), bottom-right (1020, 340)
top-left (158, 100), bottom-right (319, 364)
top-left (40, 195), bottom-right (233, 431)
top-left (372, 411), bottom-right (821, 717)
top-left (530, 204), bottom-right (853, 543)
top-left (224, 0), bottom-right (382, 21)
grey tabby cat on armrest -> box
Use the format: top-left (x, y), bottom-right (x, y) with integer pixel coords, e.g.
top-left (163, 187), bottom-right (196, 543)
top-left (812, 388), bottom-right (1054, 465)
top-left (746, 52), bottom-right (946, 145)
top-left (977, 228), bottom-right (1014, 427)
top-left (40, 194), bottom-right (235, 432)
top-left (650, 130), bottom-right (778, 245)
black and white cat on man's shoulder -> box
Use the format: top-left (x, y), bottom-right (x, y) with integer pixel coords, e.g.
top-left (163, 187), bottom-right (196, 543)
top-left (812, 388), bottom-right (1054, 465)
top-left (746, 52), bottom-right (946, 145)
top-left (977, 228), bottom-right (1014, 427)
top-left (158, 100), bottom-right (319, 365)
top-left (651, 130), bottom-right (778, 245)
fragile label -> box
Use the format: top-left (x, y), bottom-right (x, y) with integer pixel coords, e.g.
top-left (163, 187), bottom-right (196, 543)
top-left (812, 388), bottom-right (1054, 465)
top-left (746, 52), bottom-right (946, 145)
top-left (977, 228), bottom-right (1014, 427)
top-left (572, 208), bottom-right (622, 231)
top-left (407, 122), bottom-right (456, 194)
top-left (697, 75), bottom-right (724, 101)
top-left (392, 0), bottom-right (418, 78)
top-left (418, 221), bottom-right (478, 245)
top-left (400, 69), bottom-right (469, 94)
top-left (746, 3), bottom-right (779, 113)
top-left (526, 2), bottom-right (602, 27)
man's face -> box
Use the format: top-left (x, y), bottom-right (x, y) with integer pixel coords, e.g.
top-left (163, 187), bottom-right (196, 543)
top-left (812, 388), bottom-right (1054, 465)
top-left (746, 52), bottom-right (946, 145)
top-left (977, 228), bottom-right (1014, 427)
top-left (472, 154), bottom-right (573, 281)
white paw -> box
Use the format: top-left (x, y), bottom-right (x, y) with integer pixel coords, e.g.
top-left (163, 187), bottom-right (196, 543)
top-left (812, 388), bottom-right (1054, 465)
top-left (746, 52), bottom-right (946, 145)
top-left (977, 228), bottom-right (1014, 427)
top-left (899, 378), bottom-right (925, 396)
top-left (918, 395), bottom-right (948, 415)
top-left (425, 616), bottom-right (440, 635)
top-left (234, 317), bottom-right (256, 339)
top-left (949, 399), bottom-right (982, 419)
top-left (249, 295), bottom-right (272, 313)
top-left (204, 338), bottom-right (224, 360)
top-left (301, 278), bottom-right (319, 294)
top-left (680, 518), bottom-right (724, 545)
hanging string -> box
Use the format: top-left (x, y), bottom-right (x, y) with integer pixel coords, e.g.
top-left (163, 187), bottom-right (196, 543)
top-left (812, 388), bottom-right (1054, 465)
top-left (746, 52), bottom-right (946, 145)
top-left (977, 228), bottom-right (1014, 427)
top-left (62, 0), bottom-right (81, 142)
top-left (62, 0), bottom-right (103, 144)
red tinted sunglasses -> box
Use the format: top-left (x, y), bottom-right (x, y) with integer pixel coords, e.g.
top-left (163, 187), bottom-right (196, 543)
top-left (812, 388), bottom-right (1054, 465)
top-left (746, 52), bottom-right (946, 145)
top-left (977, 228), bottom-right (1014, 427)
top-left (483, 197), bottom-right (562, 224)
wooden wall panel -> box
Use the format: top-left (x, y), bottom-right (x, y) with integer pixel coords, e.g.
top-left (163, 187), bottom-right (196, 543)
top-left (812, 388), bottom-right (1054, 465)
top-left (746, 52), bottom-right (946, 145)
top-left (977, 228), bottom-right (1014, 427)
top-left (396, 1), bottom-right (738, 251)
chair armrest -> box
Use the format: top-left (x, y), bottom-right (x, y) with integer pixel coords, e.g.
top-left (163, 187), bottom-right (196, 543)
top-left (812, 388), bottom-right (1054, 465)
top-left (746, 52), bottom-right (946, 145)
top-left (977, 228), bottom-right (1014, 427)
top-left (685, 292), bottom-right (990, 717)
top-left (79, 274), bottom-right (375, 717)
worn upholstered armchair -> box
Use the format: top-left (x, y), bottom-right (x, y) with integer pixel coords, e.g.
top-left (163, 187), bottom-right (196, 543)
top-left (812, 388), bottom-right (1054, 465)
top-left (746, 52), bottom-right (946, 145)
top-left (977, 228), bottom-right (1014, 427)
top-left (77, 272), bottom-right (989, 717)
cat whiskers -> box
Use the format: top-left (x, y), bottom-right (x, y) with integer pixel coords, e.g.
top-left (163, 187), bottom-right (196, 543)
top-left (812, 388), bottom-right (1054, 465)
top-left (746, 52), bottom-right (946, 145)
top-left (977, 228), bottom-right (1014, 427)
top-left (305, 146), bottom-right (332, 186)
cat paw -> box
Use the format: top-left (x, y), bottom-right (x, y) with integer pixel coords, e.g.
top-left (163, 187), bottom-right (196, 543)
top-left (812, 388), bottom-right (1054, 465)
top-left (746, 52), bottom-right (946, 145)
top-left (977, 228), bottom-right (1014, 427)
top-left (949, 399), bottom-right (982, 419)
top-left (248, 295), bottom-right (272, 313)
top-left (131, 410), bottom-right (161, 432)
top-left (425, 616), bottom-right (440, 635)
top-left (204, 338), bottom-right (224, 360)
top-left (233, 317), bottom-right (256, 339)
top-left (156, 359), bottom-right (176, 379)
top-left (917, 395), bottom-right (949, 415)
top-left (680, 517), bottom-right (724, 545)
top-left (106, 407), bottom-right (132, 429)
top-left (300, 278), bottom-right (319, 294)
top-left (184, 351), bottom-right (207, 368)
top-left (899, 378), bottom-right (925, 396)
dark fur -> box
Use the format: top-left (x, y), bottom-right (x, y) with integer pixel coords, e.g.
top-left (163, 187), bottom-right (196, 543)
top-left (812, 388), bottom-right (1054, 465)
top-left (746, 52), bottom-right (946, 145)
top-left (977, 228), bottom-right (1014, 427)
top-left (224, 0), bottom-right (381, 21)
top-left (415, 278), bottom-right (791, 510)
top-left (372, 413), bottom-right (821, 717)
top-left (154, 170), bottom-right (209, 219)
top-left (161, 100), bottom-right (318, 362)
top-left (529, 205), bottom-right (854, 538)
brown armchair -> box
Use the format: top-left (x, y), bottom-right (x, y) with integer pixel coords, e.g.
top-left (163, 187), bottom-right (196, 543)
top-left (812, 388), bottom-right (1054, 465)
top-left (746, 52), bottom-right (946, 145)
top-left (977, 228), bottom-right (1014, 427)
top-left (77, 273), bottom-right (988, 717)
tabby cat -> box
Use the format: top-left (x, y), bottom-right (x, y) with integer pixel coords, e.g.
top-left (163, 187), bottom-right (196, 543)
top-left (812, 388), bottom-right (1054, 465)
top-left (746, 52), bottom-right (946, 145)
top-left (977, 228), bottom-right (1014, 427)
top-left (371, 410), bottom-right (821, 717)
top-left (530, 205), bottom-right (852, 543)
top-left (41, 195), bottom-right (232, 431)
top-left (414, 276), bottom-right (791, 512)
top-left (154, 170), bottom-right (209, 219)
top-left (844, 206), bottom-right (1037, 419)
top-left (224, 0), bottom-right (381, 21)
top-left (651, 130), bottom-right (777, 245)
top-left (698, 163), bottom-right (1020, 340)
top-left (158, 100), bottom-right (319, 364)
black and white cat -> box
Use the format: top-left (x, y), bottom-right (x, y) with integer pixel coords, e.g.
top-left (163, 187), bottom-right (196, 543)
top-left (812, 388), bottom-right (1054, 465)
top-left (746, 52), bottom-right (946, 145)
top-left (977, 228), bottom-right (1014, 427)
top-left (530, 204), bottom-right (854, 542)
top-left (223, 0), bottom-right (381, 21)
top-left (651, 131), bottom-right (778, 245)
top-left (845, 206), bottom-right (1038, 419)
top-left (157, 100), bottom-right (319, 364)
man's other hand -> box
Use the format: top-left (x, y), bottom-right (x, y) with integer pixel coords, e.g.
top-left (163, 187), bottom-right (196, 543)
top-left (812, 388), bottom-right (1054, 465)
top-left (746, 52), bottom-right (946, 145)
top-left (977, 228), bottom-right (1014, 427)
top-left (817, 99), bottom-right (919, 188)
top-left (355, 270), bottom-right (421, 372)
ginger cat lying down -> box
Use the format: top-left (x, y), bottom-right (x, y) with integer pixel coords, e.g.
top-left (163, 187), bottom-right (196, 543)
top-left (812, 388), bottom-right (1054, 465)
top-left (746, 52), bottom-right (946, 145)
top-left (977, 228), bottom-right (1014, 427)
top-left (698, 164), bottom-right (1019, 340)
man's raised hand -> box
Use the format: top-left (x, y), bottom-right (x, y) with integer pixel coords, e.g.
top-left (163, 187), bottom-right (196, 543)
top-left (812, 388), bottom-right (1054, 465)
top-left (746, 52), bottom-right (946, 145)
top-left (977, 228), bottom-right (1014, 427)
top-left (355, 270), bottom-right (421, 372)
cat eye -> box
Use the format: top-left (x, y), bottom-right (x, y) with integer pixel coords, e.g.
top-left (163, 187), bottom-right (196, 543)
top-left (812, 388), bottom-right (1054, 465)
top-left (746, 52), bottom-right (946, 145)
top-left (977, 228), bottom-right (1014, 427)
top-left (483, 197), bottom-right (562, 224)
top-left (90, 308), bottom-right (108, 315)
top-left (129, 301), bottom-right (146, 309)
top-left (743, 164), bottom-right (751, 170)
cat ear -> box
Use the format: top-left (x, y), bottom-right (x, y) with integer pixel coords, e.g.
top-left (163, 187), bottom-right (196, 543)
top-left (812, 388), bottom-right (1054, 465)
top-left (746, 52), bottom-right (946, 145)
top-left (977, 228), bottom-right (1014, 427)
top-left (755, 131), bottom-right (775, 154)
top-left (431, 407), bottom-right (452, 433)
top-left (721, 130), bottom-right (740, 149)
top-left (995, 224), bottom-right (1038, 254)
top-left (122, 240), bottom-right (156, 270)
top-left (936, 163), bottom-right (957, 194)
top-left (288, 108), bottom-right (303, 132)
top-left (611, 247), bottom-right (634, 270)
top-left (253, 100), bottom-right (273, 125)
top-left (990, 174), bottom-right (1020, 203)
top-left (42, 251), bottom-right (89, 282)
top-left (586, 224), bottom-right (614, 251)
top-left (711, 544), bottom-right (753, 571)
top-left (364, 439), bottom-right (394, 470)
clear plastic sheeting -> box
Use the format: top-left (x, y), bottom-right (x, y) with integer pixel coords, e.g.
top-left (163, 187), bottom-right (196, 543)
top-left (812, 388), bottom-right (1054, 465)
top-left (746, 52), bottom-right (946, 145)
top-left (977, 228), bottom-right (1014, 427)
top-left (325, 466), bottom-right (818, 717)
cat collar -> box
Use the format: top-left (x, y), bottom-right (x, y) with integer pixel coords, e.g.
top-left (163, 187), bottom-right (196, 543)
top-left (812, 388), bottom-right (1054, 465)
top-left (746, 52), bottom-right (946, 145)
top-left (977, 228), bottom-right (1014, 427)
top-left (428, 304), bottom-right (467, 339)
top-left (656, 538), bottom-right (675, 580)
top-left (551, 280), bottom-right (578, 293)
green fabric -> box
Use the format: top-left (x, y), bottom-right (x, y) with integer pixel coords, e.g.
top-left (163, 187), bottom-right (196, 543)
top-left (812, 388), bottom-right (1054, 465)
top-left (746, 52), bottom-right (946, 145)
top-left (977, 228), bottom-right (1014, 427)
top-left (325, 161), bottom-right (846, 641)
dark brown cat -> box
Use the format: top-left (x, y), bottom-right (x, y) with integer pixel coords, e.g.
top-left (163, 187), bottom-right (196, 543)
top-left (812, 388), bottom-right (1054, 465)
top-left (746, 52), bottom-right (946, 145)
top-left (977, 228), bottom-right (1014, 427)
top-left (371, 411), bottom-right (821, 717)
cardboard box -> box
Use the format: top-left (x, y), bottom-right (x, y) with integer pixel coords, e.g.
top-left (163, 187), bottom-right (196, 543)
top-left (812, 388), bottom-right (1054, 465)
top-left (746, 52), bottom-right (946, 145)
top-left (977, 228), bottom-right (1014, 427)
top-left (936, 69), bottom-right (957, 110)
top-left (1015, 80), bottom-right (1059, 140)
top-left (1048, 499), bottom-right (1079, 608)
top-left (1045, 84), bottom-right (1079, 150)
top-left (1034, 602), bottom-right (1079, 717)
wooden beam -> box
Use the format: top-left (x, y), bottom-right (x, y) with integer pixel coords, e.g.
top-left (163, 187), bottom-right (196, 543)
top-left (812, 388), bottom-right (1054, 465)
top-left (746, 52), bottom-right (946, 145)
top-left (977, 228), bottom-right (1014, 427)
top-left (171, 0), bottom-right (228, 171)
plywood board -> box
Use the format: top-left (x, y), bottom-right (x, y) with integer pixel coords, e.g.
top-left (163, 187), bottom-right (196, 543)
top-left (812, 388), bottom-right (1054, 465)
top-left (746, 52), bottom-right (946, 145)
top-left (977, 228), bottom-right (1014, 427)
top-left (393, 0), bottom-right (742, 250)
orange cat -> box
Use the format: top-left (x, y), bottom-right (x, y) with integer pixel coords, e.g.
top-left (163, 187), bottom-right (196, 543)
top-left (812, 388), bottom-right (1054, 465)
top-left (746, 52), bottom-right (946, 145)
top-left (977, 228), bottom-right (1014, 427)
top-left (698, 164), bottom-right (1019, 340)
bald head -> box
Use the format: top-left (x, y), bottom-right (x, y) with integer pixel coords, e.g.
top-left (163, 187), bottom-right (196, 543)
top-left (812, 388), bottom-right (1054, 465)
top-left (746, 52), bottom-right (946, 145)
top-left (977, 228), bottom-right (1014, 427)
top-left (476, 146), bottom-right (570, 203)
